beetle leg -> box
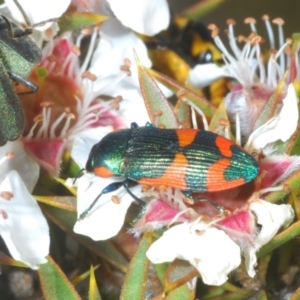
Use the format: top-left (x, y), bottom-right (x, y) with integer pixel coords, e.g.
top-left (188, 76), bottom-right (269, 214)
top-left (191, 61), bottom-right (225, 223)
top-left (181, 190), bottom-right (225, 213)
top-left (8, 71), bottom-right (39, 94)
top-left (199, 198), bottom-right (225, 213)
top-left (123, 179), bottom-right (146, 206)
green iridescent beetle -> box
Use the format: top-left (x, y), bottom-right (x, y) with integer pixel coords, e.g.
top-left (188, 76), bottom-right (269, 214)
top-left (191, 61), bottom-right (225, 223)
top-left (0, 0), bottom-right (42, 145)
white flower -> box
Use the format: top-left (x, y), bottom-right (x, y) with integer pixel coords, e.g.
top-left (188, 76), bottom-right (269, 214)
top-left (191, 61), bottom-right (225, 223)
top-left (106, 0), bottom-right (170, 35)
top-left (22, 35), bottom-right (124, 174)
top-left (0, 142), bottom-right (49, 269)
top-left (72, 173), bottom-right (144, 240)
top-left (244, 200), bottom-right (294, 277)
top-left (89, 0), bottom-right (170, 126)
top-left (188, 17), bottom-right (295, 89)
top-left (245, 84), bottom-right (299, 155)
top-left (0, 171), bottom-right (49, 269)
top-left (70, 127), bottom-right (113, 169)
top-left (0, 141), bottom-right (39, 192)
top-left (146, 220), bottom-right (241, 286)
top-left (89, 18), bottom-right (151, 126)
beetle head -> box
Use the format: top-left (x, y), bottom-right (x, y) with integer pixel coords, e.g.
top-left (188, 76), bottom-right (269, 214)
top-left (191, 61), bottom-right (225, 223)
top-left (86, 129), bottom-right (130, 176)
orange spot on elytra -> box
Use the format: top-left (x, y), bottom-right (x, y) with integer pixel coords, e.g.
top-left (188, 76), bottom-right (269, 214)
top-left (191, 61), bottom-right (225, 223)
top-left (206, 159), bottom-right (244, 191)
top-left (176, 129), bottom-right (198, 147)
top-left (94, 166), bottom-right (115, 178)
top-left (215, 136), bottom-right (233, 157)
top-left (138, 153), bottom-right (188, 189)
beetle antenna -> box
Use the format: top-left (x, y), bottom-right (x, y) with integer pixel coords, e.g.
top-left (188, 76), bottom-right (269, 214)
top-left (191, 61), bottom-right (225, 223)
top-left (78, 180), bottom-right (126, 221)
top-left (12, 0), bottom-right (32, 27)
top-left (73, 168), bottom-right (86, 184)
top-left (77, 191), bottom-right (103, 221)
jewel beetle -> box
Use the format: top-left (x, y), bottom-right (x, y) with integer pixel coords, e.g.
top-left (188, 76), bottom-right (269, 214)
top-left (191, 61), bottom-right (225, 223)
top-left (0, 0), bottom-right (42, 145)
top-left (79, 122), bottom-right (259, 220)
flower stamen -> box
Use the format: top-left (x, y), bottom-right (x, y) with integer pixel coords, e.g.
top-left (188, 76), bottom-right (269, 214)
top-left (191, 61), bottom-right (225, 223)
top-left (0, 191), bottom-right (14, 200)
top-left (0, 210), bottom-right (8, 219)
top-left (80, 27), bottom-right (99, 73)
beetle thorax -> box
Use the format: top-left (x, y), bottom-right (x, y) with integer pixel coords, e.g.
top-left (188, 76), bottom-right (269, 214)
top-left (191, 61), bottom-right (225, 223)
top-left (86, 129), bottom-right (130, 176)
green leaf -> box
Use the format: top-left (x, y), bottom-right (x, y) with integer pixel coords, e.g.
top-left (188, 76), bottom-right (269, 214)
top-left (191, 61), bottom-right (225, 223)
top-left (209, 100), bottom-right (233, 139)
top-left (0, 252), bottom-right (27, 268)
top-left (40, 203), bottom-right (128, 273)
top-left (89, 265), bottom-right (102, 300)
top-left (165, 283), bottom-right (195, 300)
top-left (264, 169), bottom-right (300, 203)
top-left (148, 69), bottom-right (216, 118)
top-left (258, 220), bottom-right (300, 258)
top-left (164, 259), bottom-right (198, 292)
top-left (120, 232), bottom-right (153, 300)
top-left (58, 12), bottom-right (109, 32)
top-left (174, 100), bottom-right (191, 128)
top-left (38, 255), bottom-right (81, 300)
top-left (135, 52), bottom-right (179, 128)
top-left (273, 123), bottom-right (300, 155)
top-left (35, 195), bottom-right (76, 211)
top-left (247, 290), bottom-right (268, 300)
top-left (55, 177), bottom-right (78, 196)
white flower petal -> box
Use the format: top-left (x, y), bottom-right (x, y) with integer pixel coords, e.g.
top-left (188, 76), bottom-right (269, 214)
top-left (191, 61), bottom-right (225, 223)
top-left (244, 200), bottom-right (294, 277)
top-left (251, 200), bottom-right (294, 246)
top-left (107, 0), bottom-right (170, 35)
top-left (147, 222), bottom-right (241, 286)
top-left (0, 141), bottom-right (39, 192)
top-left (189, 63), bottom-right (229, 89)
top-left (71, 127), bottom-right (113, 169)
top-left (5, 0), bottom-right (70, 30)
top-left (245, 84), bottom-right (299, 154)
top-left (74, 174), bottom-right (142, 240)
top-left (0, 171), bottom-right (49, 269)
top-left (90, 19), bottom-right (150, 125)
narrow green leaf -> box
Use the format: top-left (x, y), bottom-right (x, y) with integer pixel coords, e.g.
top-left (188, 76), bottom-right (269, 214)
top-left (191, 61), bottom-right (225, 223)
top-left (164, 259), bottom-right (198, 292)
top-left (221, 281), bottom-right (252, 296)
top-left (71, 265), bottom-right (99, 286)
top-left (55, 177), bottom-right (78, 196)
top-left (38, 255), bottom-right (81, 300)
top-left (35, 195), bottom-right (76, 211)
top-left (40, 203), bottom-right (128, 273)
top-left (120, 232), bottom-right (153, 300)
top-left (89, 265), bottom-right (102, 300)
top-left (209, 100), bottom-right (232, 139)
top-left (165, 283), bottom-right (195, 300)
top-left (264, 169), bottom-right (300, 203)
top-left (182, 0), bottom-right (225, 20)
top-left (59, 12), bottom-right (109, 32)
top-left (273, 124), bottom-right (300, 155)
top-left (247, 290), bottom-right (268, 300)
top-left (174, 100), bottom-right (191, 128)
top-left (258, 220), bottom-right (300, 258)
top-left (148, 69), bottom-right (216, 118)
top-left (0, 252), bottom-right (27, 268)
top-left (154, 262), bottom-right (169, 286)
top-left (135, 52), bottom-right (179, 128)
